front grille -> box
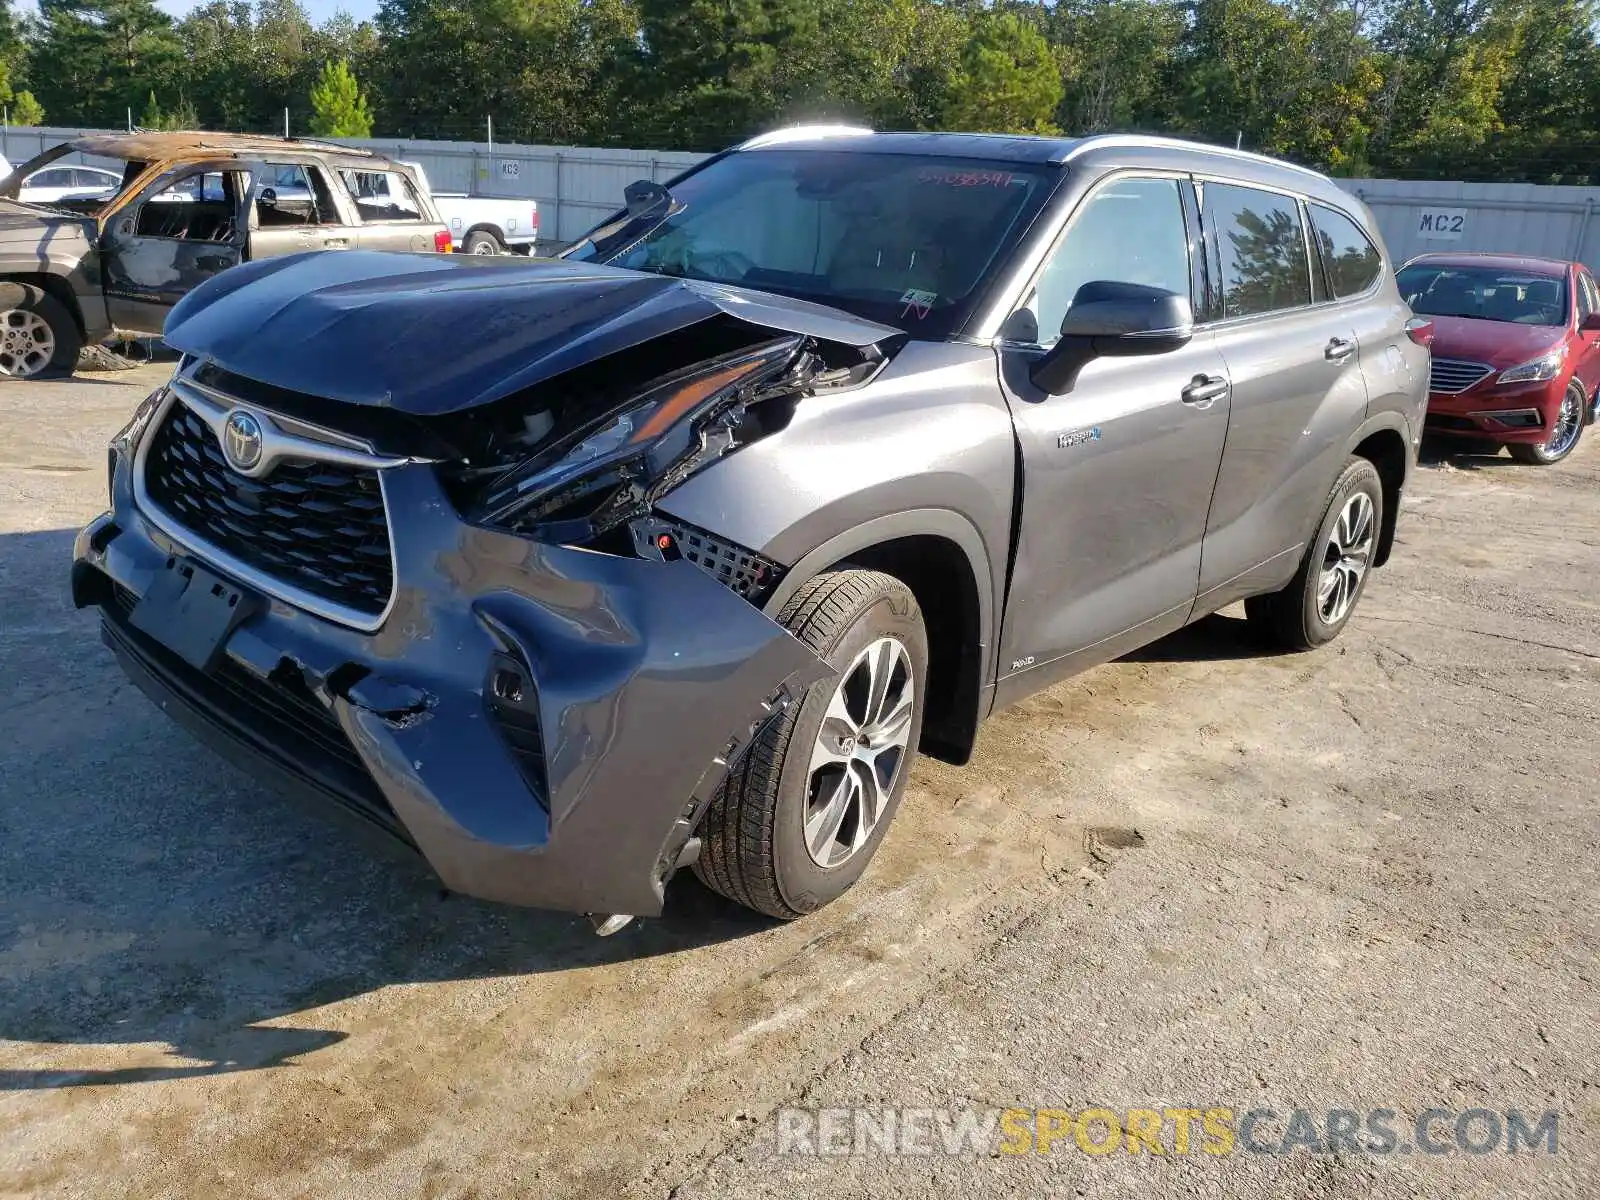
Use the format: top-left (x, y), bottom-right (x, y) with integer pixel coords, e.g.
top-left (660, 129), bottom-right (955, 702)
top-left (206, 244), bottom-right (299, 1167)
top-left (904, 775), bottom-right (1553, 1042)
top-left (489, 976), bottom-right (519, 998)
top-left (143, 399), bottom-right (393, 618)
top-left (1430, 358), bottom-right (1494, 394)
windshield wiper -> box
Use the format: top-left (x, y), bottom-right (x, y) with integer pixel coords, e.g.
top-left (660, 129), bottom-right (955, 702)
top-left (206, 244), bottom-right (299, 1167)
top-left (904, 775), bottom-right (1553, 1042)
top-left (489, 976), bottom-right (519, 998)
top-left (560, 179), bottom-right (684, 263)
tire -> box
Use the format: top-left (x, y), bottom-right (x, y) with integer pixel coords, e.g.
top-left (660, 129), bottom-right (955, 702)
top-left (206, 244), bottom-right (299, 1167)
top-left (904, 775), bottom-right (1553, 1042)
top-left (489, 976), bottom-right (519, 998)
top-left (1245, 456), bottom-right (1384, 651)
top-left (1508, 381), bottom-right (1585, 465)
top-left (0, 282), bottom-right (82, 379)
top-left (463, 230), bottom-right (505, 256)
top-left (693, 569), bottom-right (928, 920)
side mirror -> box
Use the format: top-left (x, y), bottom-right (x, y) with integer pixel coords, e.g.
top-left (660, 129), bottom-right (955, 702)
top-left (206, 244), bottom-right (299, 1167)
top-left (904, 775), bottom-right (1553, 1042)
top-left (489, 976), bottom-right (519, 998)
top-left (1582, 311), bottom-right (1600, 333)
top-left (623, 179), bottom-right (670, 218)
top-left (1030, 281), bottom-right (1194, 395)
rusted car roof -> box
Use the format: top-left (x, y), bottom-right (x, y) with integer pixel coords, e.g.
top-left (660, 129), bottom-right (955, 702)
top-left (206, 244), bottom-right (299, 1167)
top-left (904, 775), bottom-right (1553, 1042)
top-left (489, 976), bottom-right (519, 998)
top-left (67, 131), bottom-right (379, 162)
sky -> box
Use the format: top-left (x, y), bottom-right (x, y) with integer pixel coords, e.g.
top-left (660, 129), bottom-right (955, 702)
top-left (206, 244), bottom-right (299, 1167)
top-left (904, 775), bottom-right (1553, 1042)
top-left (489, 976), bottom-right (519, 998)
top-left (13, 0), bottom-right (380, 23)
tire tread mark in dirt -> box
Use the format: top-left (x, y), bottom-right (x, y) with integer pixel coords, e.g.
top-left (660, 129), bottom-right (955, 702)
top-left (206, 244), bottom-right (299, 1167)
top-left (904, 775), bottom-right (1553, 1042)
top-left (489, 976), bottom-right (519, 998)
top-left (1364, 614), bottom-right (1600, 661)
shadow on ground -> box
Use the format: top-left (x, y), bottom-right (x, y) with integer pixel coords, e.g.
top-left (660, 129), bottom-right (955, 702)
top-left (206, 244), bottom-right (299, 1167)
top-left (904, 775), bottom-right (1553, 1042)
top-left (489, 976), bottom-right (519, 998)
top-left (0, 525), bottom-right (1290, 1091)
top-left (0, 528), bottom-right (775, 1092)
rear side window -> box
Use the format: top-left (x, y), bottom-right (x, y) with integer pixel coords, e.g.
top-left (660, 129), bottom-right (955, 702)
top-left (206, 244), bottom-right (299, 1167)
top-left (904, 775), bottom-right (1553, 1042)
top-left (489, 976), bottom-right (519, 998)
top-left (1310, 204), bottom-right (1383, 298)
top-left (256, 162), bottom-right (339, 226)
top-left (1204, 183), bottom-right (1312, 318)
top-left (339, 169), bottom-right (426, 223)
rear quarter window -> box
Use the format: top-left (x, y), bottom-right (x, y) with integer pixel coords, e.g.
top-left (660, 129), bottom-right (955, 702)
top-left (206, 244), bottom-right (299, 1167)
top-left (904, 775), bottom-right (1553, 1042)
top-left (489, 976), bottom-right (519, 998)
top-left (1310, 203), bottom-right (1383, 298)
top-left (339, 169), bottom-right (426, 223)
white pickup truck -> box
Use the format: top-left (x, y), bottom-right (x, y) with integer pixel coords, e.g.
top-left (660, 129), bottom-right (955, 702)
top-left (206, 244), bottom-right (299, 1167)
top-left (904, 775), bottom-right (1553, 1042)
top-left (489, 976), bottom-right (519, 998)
top-left (401, 160), bottom-right (539, 255)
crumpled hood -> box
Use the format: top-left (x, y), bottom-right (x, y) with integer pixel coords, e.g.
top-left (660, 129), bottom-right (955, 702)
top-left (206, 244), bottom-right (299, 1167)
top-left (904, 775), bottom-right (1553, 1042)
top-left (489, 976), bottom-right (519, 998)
top-left (163, 250), bottom-right (900, 415)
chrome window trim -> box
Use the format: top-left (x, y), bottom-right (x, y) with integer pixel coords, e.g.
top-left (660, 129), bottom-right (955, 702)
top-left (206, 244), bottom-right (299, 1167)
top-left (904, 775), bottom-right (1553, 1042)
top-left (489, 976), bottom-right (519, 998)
top-left (133, 366), bottom-right (428, 633)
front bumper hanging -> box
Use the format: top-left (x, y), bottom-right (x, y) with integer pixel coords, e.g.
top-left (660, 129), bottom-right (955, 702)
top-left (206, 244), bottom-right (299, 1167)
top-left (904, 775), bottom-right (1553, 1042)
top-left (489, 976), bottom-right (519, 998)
top-left (74, 430), bottom-right (831, 918)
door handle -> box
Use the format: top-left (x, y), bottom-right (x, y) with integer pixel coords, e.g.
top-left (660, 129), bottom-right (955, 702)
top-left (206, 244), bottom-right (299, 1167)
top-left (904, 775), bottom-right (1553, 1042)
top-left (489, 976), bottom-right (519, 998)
top-left (1325, 337), bottom-right (1357, 362)
top-left (323, 236), bottom-right (351, 249)
top-left (1181, 375), bottom-right (1230, 407)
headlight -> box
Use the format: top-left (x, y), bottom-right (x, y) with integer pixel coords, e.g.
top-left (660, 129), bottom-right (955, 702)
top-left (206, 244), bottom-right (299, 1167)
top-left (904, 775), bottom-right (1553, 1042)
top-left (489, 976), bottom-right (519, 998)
top-left (114, 385), bottom-right (168, 448)
top-left (108, 385), bottom-right (170, 504)
top-left (1497, 347), bottom-right (1565, 384)
top-left (471, 336), bottom-right (811, 540)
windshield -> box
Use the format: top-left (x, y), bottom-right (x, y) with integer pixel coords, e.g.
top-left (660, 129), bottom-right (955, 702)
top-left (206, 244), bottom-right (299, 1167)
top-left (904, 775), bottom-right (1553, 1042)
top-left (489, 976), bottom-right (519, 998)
top-left (566, 149), bottom-right (1060, 337)
top-left (0, 143), bottom-right (146, 214)
top-left (1397, 264), bottom-right (1569, 326)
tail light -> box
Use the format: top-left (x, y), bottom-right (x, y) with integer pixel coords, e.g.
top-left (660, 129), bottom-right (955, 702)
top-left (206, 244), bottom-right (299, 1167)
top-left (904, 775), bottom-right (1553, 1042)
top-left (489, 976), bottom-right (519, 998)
top-left (531, 207), bottom-right (540, 233)
top-left (434, 228), bottom-right (454, 254)
top-left (1405, 317), bottom-right (1435, 347)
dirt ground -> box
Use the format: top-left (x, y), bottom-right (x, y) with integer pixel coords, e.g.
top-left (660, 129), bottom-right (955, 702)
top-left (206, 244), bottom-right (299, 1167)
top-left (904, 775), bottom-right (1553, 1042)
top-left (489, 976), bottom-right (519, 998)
top-left (1, 363), bottom-right (1596, 1199)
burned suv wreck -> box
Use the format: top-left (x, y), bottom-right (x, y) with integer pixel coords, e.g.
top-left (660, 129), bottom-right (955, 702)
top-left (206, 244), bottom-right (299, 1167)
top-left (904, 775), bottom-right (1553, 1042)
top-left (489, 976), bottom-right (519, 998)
top-left (0, 132), bottom-right (447, 378)
top-left (72, 128), bottom-right (1429, 928)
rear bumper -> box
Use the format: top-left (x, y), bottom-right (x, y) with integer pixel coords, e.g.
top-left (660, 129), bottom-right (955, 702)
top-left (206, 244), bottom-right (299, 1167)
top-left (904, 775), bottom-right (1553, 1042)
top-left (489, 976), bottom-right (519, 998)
top-left (73, 434), bottom-right (829, 917)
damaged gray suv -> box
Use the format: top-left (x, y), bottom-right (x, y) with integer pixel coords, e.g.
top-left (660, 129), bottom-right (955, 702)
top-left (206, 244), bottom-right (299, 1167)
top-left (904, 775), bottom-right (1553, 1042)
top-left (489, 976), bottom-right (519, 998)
top-left (72, 128), bottom-right (1430, 927)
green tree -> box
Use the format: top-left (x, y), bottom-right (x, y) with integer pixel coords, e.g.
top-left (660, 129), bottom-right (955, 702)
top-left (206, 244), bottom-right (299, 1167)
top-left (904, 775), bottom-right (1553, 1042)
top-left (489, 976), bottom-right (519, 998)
top-left (0, 0), bottom-right (24, 108)
top-left (375, 0), bottom-right (636, 144)
top-left (627, 0), bottom-right (820, 148)
top-left (175, 2), bottom-right (262, 133)
top-left (28, 0), bottom-right (182, 128)
top-left (944, 10), bottom-right (1063, 134)
top-left (11, 89), bottom-right (44, 125)
top-left (1050, 0), bottom-right (1185, 133)
top-left (308, 57), bottom-right (373, 136)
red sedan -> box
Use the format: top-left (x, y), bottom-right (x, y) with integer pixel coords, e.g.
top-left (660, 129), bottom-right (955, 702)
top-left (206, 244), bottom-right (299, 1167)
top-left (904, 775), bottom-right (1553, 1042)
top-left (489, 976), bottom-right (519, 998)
top-left (1397, 252), bottom-right (1600, 464)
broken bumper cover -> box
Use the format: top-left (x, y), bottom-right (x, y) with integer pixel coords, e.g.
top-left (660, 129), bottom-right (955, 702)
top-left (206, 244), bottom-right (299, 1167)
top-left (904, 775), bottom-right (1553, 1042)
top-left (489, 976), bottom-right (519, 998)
top-left (72, 450), bottom-right (830, 917)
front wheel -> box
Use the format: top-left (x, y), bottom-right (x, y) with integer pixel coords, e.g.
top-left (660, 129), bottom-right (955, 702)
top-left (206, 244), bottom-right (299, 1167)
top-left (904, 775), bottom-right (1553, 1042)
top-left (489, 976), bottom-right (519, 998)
top-left (0, 282), bottom-right (82, 379)
top-left (1508, 382), bottom-right (1586, 465)
top-left (1246, 456), bottom-right (1384, 651)
top-left (693, 569), bottom-right (927, 919)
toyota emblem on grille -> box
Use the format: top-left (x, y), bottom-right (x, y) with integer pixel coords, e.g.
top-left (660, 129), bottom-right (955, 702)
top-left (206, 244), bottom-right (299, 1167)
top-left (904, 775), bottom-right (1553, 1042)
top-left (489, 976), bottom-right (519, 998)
top-left (222, 409), bottom-right (264, 473)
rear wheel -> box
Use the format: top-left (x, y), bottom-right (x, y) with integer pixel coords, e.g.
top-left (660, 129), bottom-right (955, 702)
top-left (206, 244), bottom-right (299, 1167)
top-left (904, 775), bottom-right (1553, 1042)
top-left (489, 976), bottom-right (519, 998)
top-left (693, 569), bottom-right (927, 919)
top-left (1508, 382), bottom-right (1585, 465)
top-left (463, 230), bottom-right (505, 256)
top-left (0, 282), bottom-right (81, 380)
top-left (1246, 456), bottom-right (1383, 651)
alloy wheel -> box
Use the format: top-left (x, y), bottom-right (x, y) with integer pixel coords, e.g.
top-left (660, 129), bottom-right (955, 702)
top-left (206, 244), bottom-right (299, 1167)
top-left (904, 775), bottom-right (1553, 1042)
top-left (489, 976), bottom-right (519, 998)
top-left (803, 636), bottom-right (915, 869)
top-left (1544, 388), bottom-right (1583, 459)
top-left (1317, 491), bottom-right (1375, 625)
top-left (0, 308), bottom-right (55, 378)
